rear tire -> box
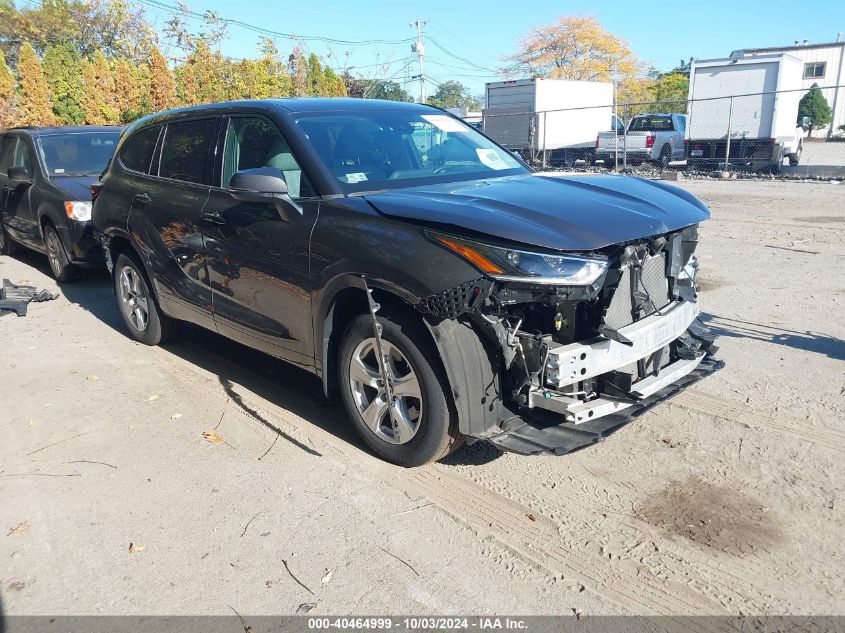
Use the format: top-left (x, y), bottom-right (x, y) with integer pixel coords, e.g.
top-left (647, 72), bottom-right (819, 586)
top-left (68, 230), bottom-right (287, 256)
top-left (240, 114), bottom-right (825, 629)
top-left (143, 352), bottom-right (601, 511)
top-left (338, 314), bottom-right (463, 467)
top-left (657, 145), bottom-right (672, 170)
top-left (114, 251), bottom-right (181, 345)
top-left (0, 218), bottom-right (20, 256)
top-left (43, 223), bottom-right (78, 283)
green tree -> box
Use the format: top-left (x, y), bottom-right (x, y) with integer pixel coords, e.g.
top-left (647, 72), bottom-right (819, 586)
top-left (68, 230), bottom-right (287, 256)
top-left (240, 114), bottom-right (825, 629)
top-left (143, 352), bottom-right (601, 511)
top-left (651, 72), bottom-right (688, 113)
top-left (176, 41), bottom-right (231, 106)
top-left (15, 42), bottom-right (56, 126)
top-left (288, 45), bottom-right (308, 97)
top-left (7, 0), bottom-right (154, 64)
top-left (231, 49), bottom-right (292, 101)
top-left (428, 80), bottom-right (480, 109)
top-left (798, 83), bottom-right (833, 136)
top-left (79, 50), bottom-right (120, 124)
top-left (43, 43), bottom-right (85, 124)
top-left (0, 48), bottom-right (15, 127)
top-left (306, 53), bottom-right (327, 97)
top-left (359, 80), bottom-right (413, 102)
top-left (149, 47), bottom-right (177, 112)
top-left (323, 67), bottom-right (346, 97)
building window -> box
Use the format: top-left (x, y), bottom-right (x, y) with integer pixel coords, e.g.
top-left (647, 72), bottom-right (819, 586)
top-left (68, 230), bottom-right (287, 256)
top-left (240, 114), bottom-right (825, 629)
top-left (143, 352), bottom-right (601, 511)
top-left (804, 62), bottom-right (826, 79)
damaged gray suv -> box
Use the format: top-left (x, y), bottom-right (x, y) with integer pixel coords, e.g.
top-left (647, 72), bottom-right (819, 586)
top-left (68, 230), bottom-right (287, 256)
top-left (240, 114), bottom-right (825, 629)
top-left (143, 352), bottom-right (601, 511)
top-left (92, 98), bottom-right (718, 466)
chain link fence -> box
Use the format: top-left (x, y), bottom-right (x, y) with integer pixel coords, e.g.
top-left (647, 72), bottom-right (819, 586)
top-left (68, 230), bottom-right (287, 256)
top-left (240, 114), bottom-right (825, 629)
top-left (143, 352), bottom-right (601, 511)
top-left (481, 84), bottom-right (845, 178)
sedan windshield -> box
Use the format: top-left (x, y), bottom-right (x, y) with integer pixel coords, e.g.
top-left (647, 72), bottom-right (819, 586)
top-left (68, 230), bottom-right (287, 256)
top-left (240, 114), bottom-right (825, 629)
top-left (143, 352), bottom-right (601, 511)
top-left (292, 110), bottom-right (526, 192)
top-left (37, 132), bottom-right (120, 177)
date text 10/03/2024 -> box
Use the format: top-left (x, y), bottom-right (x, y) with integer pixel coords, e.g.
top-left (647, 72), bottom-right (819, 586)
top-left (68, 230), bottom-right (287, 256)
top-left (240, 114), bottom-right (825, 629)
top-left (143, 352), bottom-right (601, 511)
top-left (307, 618), bottom-right (528, 630)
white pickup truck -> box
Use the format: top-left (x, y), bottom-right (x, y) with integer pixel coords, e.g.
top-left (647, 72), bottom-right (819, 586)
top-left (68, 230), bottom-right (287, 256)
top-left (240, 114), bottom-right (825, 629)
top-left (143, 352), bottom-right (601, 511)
top-left (595, 113), bottom-right (686, 169)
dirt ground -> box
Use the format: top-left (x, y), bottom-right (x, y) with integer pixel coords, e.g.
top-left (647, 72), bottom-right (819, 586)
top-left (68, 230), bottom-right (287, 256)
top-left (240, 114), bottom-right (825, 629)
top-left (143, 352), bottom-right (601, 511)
top-left (1, 179), bottom-right (843, 617)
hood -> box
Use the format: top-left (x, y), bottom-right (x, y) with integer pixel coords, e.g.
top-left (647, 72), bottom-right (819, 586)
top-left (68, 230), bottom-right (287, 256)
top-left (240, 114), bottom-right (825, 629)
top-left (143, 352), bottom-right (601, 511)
top-left (363, 174), bottom-right (710, 252)
top-left (49, 175), bottom-right (98, 201)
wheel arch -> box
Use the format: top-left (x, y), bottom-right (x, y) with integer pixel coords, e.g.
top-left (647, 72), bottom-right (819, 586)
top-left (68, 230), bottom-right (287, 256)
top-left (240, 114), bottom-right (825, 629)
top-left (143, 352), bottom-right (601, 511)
top-left (317, 275), bottom-right (508, 438)
top-left (102, 229), bottom-right (162, 305)
top-left (317, 274), bottom-right (431, 400)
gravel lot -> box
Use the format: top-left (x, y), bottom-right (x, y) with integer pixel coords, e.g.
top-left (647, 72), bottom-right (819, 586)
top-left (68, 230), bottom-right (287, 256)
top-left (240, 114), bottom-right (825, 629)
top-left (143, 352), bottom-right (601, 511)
top-left (1, 178), bottom-right (843, 617)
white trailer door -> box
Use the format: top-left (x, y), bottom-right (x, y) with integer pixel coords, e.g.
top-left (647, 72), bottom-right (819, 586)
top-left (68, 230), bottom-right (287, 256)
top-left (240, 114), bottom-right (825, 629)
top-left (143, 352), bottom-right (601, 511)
top-left (689, 62), bottom-right (778, 140)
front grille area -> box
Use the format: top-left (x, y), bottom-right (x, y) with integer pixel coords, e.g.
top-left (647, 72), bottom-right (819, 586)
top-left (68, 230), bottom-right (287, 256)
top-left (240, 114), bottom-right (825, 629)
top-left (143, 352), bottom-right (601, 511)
top-left (603, 253), bottom-right (672, 331)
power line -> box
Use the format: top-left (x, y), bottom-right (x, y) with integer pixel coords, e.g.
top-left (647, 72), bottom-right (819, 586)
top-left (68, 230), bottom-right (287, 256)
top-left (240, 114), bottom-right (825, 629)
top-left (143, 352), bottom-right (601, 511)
top-left (426, 36), bottom-right (498, 73)
top-left (426, 58), bottom-right (500, 76)
top-left (135, 0), bottom-right (417, 46)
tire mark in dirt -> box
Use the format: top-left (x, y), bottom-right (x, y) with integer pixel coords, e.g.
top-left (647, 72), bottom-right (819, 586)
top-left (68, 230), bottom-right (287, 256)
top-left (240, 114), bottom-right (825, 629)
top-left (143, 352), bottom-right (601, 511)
top-left (396, 467), bottom-right (743, 631)
top-left (152, 349), bottom-right (742, 624)
top-left (667, 390), bottom-right (845, 453)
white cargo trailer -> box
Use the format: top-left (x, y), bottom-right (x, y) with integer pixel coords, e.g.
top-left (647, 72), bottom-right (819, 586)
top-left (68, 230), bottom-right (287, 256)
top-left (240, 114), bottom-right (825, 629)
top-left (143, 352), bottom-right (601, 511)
top-left (686, 54), bottom-right (806, 171)
top-left (483, 78), bottom-right (615, 165)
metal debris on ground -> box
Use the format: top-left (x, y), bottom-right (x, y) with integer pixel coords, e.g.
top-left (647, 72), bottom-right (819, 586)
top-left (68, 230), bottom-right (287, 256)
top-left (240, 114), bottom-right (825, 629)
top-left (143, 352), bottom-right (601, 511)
top-left (0, 279), bottom-right (58, 317)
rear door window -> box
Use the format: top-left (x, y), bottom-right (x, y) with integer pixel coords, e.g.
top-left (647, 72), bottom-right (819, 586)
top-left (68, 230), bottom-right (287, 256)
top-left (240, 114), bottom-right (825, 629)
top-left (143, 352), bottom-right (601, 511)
top-left (158, 119), bottom-right (218, 184)
top-left (119, 125), bottom-right (161, 174)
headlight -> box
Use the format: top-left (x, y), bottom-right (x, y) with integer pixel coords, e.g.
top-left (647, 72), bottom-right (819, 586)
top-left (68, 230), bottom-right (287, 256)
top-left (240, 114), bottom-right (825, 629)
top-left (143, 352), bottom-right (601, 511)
top-left (432, 233), bottom-right (609, 286)
top-left (64, 201), bottom-right (92, 222)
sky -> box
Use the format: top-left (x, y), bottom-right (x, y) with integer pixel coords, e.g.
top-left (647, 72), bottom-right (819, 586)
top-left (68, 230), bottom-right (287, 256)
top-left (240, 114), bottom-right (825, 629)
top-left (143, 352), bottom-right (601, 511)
top-left (136, 0), bottom-right (845, 99)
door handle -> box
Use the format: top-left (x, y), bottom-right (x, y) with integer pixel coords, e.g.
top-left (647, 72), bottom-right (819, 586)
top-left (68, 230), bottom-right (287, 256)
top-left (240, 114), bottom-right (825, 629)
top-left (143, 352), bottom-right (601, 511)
top-left (201, 211), bottom-right (227, 225)
top-left (132, 192), bottom-right (151, 206)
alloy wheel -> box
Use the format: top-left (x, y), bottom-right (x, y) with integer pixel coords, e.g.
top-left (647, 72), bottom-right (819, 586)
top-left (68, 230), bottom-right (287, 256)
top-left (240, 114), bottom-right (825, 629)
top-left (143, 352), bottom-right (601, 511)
top-left (349, 337), bottom-right (423, 445)
top-left (118, 265), bottom-right (149, 332)
top-left (45, 229), bottom-right (63, 276)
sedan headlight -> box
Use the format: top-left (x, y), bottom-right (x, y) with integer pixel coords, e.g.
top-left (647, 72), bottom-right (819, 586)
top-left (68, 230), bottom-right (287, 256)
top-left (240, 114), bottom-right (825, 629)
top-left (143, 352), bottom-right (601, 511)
top-left (64, 201), bottom-right (92, 222)
top-left (432, 233), bottom-right (609, 286)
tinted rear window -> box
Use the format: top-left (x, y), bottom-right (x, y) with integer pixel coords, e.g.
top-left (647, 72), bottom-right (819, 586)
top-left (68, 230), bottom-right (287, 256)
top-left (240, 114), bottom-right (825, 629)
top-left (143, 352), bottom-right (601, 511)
top-left (158, 119), bottom-right (217, 184)
top-left (629, 116), bottom-right (674, 132)
top-left (119, 126), bottom-right (160, 173)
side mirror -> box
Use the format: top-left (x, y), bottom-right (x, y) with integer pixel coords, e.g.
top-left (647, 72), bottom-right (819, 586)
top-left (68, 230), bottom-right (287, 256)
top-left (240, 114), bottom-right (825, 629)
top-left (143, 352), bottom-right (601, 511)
top-left (8, 166), bottom-right (31, 185)
top-left (227, 167), bottom-right (302, 220)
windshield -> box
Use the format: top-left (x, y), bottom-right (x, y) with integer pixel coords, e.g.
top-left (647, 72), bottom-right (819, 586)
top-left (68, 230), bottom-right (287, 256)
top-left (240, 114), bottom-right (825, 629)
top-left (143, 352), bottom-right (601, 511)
top-left (292, 110), bottom-right (526, 192)
top-left (628, 116), bottom-right (674, 132)
top-left (37, 132), bottom-right (120, 176)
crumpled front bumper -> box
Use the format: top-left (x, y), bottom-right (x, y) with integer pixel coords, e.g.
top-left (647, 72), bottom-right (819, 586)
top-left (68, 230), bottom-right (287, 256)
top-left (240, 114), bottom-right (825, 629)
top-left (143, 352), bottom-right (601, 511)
top-left (485, 299), bottom-right (720, 455)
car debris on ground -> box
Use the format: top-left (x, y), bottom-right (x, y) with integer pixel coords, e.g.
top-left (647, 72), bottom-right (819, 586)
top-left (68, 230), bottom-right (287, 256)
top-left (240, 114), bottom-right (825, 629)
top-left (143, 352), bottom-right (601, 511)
top-left (0, 279), bottom-right (57, 317)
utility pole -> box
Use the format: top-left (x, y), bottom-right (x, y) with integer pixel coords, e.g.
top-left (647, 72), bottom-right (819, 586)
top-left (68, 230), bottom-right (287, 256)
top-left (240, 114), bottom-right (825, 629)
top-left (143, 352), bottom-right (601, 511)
top-left (410, 19), bottom-right (428, 103)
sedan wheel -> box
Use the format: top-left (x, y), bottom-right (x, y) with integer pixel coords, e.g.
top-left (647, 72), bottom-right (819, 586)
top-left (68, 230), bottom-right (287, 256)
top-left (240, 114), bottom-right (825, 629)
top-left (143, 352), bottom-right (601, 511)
top-left (118, 265), bottom-right (150, 333)
top-left (43, 224), bottom-right (76, 282)
top-left (349, 337), bottom-right (423, 445)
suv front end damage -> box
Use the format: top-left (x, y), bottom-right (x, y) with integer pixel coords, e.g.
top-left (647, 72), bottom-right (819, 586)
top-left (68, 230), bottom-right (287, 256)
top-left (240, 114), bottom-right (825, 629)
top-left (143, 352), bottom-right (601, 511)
top-left (418, 223), bottom-right (720, 455)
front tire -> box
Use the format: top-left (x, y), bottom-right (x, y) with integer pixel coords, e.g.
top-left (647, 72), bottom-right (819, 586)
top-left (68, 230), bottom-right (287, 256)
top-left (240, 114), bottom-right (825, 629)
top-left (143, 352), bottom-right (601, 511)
top-left (43, 223), bottom-right (78, 282)
top-left (338, 314), bottom-right (463, 466)
top-left (114, 251), bottom-right (180, 345)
